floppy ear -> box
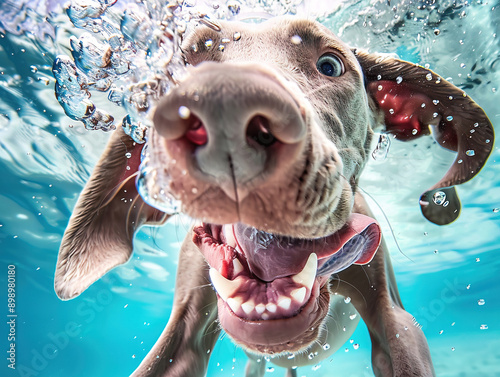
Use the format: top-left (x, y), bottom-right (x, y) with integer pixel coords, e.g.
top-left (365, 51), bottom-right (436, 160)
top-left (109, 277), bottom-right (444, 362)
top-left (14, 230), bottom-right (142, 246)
top-left (355, 50), bottom-right (495, 225)
top-left (55, 128), bottom-right (167, 300)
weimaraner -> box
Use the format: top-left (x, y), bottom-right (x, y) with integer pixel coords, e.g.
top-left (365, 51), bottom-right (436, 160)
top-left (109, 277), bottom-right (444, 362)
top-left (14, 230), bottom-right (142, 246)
top-left (54, 17), bottom-right (494, 377)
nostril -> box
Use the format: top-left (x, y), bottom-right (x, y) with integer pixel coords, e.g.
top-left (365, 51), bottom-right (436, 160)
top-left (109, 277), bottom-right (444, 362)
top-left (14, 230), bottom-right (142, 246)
top-left (246, 115), bottom-right (277, 147)
top-left (185, 115), bottom-right (208, 146)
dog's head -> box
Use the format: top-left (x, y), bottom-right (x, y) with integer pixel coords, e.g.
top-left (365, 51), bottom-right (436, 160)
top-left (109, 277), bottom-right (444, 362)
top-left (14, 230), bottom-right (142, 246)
top-left (55, 17), bottom-right (493, 355)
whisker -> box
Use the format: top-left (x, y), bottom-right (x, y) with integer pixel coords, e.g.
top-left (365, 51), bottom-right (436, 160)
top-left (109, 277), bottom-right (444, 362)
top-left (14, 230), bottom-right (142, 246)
top-left (357, 185), bottom-right (414, 262)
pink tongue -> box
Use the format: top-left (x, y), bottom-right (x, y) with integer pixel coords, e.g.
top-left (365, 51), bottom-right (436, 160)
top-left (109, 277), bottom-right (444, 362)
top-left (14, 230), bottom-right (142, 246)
top-left (234, 214), bottom-right (381, 282)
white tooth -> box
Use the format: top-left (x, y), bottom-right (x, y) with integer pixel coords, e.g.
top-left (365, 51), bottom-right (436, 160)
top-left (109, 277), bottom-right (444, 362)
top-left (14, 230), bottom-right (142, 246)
top-left (277, 296), bottom-right (292, 310)
top-left (262, 313), bottom-right (270, 320)
top-left (290, 287), bottom-right (307, 304)
top-left (255, 303), bottom-right (266, 314)
top-left (241, 301), bottom-right (255, 314)
top-left (227, 297), bottom-right (242, 313)
top-left (209, 268), bottom-right (239, 301)
top-left (232, 258), bottom-right (244, 276)
top-left (266, 303), bottom-right (277, 313)
top-left (291, 253), bottom-right (317, 291)
top-left (223, 224), bottom-right (237, 248)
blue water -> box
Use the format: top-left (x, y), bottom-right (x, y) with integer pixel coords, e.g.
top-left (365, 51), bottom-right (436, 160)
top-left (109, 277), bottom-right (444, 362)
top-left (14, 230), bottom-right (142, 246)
top-left (1, 1), bottom-right (499, 376)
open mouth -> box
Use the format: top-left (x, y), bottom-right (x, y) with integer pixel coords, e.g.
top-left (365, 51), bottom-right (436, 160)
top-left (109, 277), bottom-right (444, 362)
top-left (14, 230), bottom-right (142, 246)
top-left (193, 213), bottom-right (381, 349)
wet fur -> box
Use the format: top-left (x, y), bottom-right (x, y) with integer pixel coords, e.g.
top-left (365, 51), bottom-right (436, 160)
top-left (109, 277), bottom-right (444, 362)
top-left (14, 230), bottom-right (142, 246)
top-left (55, 17), bottom-right (494, 377)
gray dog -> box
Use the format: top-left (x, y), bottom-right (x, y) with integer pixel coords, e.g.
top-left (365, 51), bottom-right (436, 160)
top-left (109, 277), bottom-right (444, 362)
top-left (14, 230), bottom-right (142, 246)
top-left (54, 17), bottom-right (494, 377)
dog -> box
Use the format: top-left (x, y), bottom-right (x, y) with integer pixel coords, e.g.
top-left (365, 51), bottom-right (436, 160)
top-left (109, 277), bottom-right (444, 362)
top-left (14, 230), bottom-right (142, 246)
top-left (54, 16), bottom-right (494, 377)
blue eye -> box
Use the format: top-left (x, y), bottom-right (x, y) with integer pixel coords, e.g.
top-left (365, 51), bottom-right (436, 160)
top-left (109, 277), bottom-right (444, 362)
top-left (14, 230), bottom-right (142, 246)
top-left (316, 54), bottom-right (344, 77)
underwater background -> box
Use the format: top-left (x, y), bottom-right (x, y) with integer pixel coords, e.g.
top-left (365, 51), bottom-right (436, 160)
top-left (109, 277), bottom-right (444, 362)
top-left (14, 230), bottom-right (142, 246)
top-left (0, 0), bottom-right (499, 376)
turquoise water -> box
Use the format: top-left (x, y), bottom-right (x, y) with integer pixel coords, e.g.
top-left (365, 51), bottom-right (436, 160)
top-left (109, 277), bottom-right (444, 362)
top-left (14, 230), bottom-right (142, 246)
top-left (1, 1), bottom-right (499, 376)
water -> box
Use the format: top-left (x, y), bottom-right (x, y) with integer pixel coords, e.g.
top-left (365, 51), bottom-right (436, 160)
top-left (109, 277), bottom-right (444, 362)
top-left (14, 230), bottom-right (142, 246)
top-left (1, 0), bottom-right (499, 376)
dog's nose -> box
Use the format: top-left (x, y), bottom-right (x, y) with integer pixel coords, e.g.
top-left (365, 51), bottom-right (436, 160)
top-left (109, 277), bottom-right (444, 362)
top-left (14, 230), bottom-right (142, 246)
top-left (153, 62), bottom-right (306, 197)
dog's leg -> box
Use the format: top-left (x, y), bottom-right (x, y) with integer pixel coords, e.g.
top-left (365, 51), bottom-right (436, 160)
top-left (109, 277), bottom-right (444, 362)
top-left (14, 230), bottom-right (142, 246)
top-left (245, 358), bottom-right (266, 377)
top-left (131, 236), bottom-right (219, 377)
top-left (332, 194), bottom-right (435, 377)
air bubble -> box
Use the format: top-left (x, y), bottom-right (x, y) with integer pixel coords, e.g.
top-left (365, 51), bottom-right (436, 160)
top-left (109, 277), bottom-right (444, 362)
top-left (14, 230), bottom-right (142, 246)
top-left (446, 116), bottom-right (454, 121)
top-left (478, 299), bottom-right (485, 305)
top-left (178, 106), bottom-right (191, 119)
top-left (353, 343), bottom-right (359, 350)
top-left (432, 191), bottom-right (446, 205)
top-left (233, 32), bottom-right (241, 41)
top-left (125, 152), bottom-right (132, 158)
top-left (466, 150), bottom-right (475, 156)
top-left (349, 313), bottom-right (357, 320)
top-left (396, 76), bottom-right (403, 84)
top-left (372, 134), bottom-right (391, 161)
top-left (344, 297), bottom-right (351, 304)
top-left (480, 324), bottom-right (488, 330)
top-left (426, 73), bottom-right (432, 81)
top-left (291, 35), bottom-right (302, 45)
top-left (433, 99), bottom-right (439, 105)
top-left (205, 39), bottom-right (213, 48)
top-left (323, 343), bottom-right (330, 350)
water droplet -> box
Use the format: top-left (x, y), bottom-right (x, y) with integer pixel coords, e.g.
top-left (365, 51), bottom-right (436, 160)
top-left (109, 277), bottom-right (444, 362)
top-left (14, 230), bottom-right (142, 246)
top-left (218, 44), bottom-right (225, 52)
top-left (30, 65), bottom-right (38, 73)
top-left (439, 330), bottom-right (444, 334)
top-left (432, 191), bottom-right (446, 205)
top-left (312, 364), bottom-right (321, 371)
top-left (434, 28), bottom-right (440, 35)
top-left (478, 299), bottom-right (485, 305)
top-left (191, 187), bottom-right (198, 194)
top-left (480, 324), bottom-right (488, 330)
top-left (377, 74), bottom-right (382, 80)
top-left (476, 257), bottom-right (480, 262)
top-left (344, 297), bottom-right (351, 304)
top-left (466, 284), bottom-right (471, 289)
top-left (443, 201), bottom-right (449, 207)
top-left (433, 112), bottom-right (438, 118)
top-left (308, 352), bottom-right (315, 360)
top-left (460, 63), bottom-right (466, 68)
top-left (466, 149), bottom-right (475, 156)
top-left (266, 367), bottom-right (274, 372)
top-left (451, 347), bottom-right (456, 351)
top-left (233, 32), bottom-right (241, 41)
top-left (227, 1), bottom-right (241, 15)
top-left (178, 106), bottom-right (191, 119)
top-left (377, 85), bottom-right (383, 91)
top-left (287, 354), bottom-right (295, 359)
top-left (353, 343), bottom-right (359, 350)
top-left (372, 134), bottom-right (391, 161)
top-left (395, 333), bottom-right (400, 338)
top-left (493, 208), bottom-right (499, 213)
top-left (426, 73), bottom-right (433, 81)
top-left (486, 139), bottom-right (491, 143)
top-left (396, 76), bottom-right (403, 84)
top-left (132, 355), bottom-right (136, 359)
top-left (349, 313), bottom-right (357, 320)
top-left (205, 39), bottom-right (213, 48)
top-left (412, 128), bottom-right (418, 135)
top-left (389, 108), bottom-right (395, 114)
top-left (433, 99), bottom-right (440, 105)
top-left (345, 348), bottom-right (349, 352)
top-left (323, 343), bottom-right (330, 350)
top-left (446, 116), bottom-right (454, 121)
top-left (125, 152), bottom-right (132, 159)
top-left (291, 35), bottom-right (302, 44)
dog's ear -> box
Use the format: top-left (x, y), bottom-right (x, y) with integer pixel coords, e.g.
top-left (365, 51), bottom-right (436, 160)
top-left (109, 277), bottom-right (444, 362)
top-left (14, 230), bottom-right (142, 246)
top-left (355, 50), bottom-right (495, 225)
top-left (54, 128), bottom-right (168, 300)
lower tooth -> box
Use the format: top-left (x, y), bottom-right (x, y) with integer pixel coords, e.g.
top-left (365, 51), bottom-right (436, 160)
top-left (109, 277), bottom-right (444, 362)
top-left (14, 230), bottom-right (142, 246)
top-left (266, 303), bottom-right (277, 313)
top-left (278, 296), bottom-right (292, 310)
top-left (227, 297), bottom-right (242, 313)
top-left (291, 287), bottom-right (307, 303)
top-left (255, 304), bottom-right (266, 314)
top-left (241, 301), bottom-right (255, 314)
